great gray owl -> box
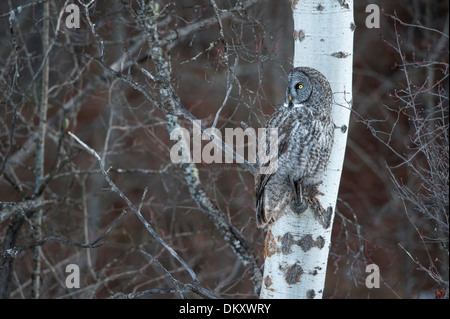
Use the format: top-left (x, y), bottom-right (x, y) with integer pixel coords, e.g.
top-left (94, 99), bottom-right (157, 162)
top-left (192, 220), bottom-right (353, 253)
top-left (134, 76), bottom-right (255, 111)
top-left (256, 67), bottom-right (334, 229)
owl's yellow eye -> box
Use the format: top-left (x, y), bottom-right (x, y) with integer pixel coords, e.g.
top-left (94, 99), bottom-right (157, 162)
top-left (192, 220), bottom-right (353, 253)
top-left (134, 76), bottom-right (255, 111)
top-left (297, 83), bottom-right (304, 89)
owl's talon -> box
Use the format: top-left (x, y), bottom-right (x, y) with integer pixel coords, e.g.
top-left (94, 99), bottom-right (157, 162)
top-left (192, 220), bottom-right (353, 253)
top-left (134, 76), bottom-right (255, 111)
top-left (290, 197), bottom-right (308, 215)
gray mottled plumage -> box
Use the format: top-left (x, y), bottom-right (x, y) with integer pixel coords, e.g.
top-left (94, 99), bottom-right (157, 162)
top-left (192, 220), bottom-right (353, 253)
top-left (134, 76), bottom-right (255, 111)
top-left (256, 67), bottom-right (334, 228)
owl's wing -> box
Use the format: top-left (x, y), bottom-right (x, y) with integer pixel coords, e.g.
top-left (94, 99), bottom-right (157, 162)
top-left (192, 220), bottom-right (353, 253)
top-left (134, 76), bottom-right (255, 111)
top-left (255, 110), bottom-right (291, 228)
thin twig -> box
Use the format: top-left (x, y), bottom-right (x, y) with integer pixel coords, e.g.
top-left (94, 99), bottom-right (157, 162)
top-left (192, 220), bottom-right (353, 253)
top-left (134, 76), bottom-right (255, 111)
top-left (68, 131), bottom-right (200, 285)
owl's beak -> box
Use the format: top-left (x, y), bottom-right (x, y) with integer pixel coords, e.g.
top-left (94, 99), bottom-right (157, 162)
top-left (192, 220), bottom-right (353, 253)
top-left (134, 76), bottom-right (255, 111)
top-left (288, 94), bottom-right (292, 101)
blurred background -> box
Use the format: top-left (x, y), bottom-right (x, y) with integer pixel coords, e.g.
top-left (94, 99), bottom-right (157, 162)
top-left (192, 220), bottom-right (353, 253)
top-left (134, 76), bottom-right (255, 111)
top-left (0, 0), bottom-right (448, 298)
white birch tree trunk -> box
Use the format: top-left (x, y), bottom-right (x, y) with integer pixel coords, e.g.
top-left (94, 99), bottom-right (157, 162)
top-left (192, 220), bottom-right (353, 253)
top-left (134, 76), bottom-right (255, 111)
top-left (260, 0), bottom-right (354, 299)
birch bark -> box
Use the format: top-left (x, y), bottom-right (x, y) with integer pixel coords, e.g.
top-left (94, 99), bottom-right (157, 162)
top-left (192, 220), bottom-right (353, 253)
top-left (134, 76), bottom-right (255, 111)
top-left (260, 0), bottom-right (354, 299)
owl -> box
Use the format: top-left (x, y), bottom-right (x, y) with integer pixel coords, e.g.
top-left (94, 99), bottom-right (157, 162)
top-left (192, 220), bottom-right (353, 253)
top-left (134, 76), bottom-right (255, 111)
top-left (256, 67), bottom-right (334, 228)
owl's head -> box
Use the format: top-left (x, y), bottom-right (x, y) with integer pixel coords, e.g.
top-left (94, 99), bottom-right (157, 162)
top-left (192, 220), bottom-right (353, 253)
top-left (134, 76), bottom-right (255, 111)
top-left (285, 67), bottom-right (332, 112)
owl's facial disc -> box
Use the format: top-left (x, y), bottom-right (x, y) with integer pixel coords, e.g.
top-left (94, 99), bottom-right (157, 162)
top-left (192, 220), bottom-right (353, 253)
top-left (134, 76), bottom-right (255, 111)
top-left (286, 70), bottom-right (313, 107)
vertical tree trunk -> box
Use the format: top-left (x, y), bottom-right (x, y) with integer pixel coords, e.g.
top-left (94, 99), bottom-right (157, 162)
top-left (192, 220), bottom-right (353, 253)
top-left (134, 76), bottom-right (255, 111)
top-left (31, 0), bottom-right (50, 299)
top-left (260, 0), bottom-right (354, 299)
